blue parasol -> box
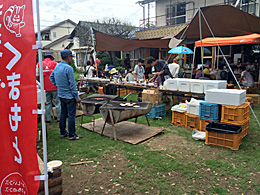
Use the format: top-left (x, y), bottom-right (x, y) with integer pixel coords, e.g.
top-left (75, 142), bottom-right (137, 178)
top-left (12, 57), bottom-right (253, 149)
top-left (168, 46), bottom-right (194, 54)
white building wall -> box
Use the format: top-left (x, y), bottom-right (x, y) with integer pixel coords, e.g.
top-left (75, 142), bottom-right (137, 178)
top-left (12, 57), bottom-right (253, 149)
top-left (155, 0), bottom-right (260, 27)
top-left (49, 22), bottom-right (75, 42)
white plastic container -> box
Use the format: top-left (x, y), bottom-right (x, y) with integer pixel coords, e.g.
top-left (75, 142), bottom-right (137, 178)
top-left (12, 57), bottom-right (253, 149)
top-left (186, 98), bottom-right (204, 115)
top-left (203, 80), bottom-right (227, 92)
top-left (190, 80), bottom-right (204, 94)
top-left (177, 78), bottom-right (191, 92)
top-left (166, 79), bottom-right (178, 91)
top-left (205, 89), bottom-right (246, 106)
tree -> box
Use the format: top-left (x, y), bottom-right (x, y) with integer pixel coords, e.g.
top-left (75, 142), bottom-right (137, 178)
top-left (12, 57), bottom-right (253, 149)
top-left (75, 18), bottom-right (137, 66)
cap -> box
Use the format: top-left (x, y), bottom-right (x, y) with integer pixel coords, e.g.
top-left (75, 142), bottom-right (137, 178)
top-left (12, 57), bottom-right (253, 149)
top-left (60, 49), bottom-right (75, 59)
top-left (44, 52), bottom-right (53, 58)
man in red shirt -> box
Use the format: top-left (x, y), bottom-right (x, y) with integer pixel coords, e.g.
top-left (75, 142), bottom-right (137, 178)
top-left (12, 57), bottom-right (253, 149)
top-left (37, 52), bottom-right (61, 123)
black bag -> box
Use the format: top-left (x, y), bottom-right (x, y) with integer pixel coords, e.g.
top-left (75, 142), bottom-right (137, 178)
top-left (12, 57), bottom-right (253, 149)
top-left (84, 66), bottom-right (90, 77)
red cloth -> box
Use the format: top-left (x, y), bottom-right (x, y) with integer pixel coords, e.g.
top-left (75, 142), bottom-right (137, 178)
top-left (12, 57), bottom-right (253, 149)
top-left (38, 58), bottom-right (57, 91)
top-left (95, 58), bottom-right (101, 66)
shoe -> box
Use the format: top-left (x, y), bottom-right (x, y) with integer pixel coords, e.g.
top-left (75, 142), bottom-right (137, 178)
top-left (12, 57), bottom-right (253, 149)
top-left (60, 132), bottom-right (68, 138)
top-left (69, 134), bottom-right (83, 141)
top-left (46, 121), bottom-right (51, 123)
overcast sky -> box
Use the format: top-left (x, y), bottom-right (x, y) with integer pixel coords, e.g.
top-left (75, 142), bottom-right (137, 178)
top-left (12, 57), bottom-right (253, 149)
top-left (33, 0), bottom-right (155, 31)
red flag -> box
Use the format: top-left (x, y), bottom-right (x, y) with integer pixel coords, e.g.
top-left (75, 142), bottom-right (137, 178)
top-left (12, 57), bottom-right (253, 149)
top-left (0, 1), bottom-right (40, 194)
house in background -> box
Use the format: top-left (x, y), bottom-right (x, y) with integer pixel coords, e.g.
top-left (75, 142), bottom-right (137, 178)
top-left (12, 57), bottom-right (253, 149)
top-left (36, 19), bottom-right (78, 62)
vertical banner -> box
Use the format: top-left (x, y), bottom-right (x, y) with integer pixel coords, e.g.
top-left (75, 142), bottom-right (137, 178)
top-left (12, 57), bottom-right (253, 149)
top-left (0, 0), bottom-right (40, 195)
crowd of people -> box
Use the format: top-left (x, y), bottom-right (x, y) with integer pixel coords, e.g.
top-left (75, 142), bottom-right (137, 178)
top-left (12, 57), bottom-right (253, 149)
top-left (80, 54), bottom-right (258, 89)
top-left (192, 58), bottom-right (257, 88)
top-left (38, 50), bottom-right (258, 141)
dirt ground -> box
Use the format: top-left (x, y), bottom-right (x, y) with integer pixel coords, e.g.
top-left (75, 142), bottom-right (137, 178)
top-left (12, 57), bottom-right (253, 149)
top-left (61, 128), bottom-right (260, 195)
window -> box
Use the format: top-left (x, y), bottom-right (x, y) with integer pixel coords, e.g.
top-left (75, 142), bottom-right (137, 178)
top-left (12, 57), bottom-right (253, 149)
top-left (140, 48), bottom-right (145, 59)
top-left (53, 32), bottom-right (56, 38)
top-left (42, 33), bottom-right (50, 40)
top-left (241, 0), bottom-right (257, 15)
top-left (134, 49), bottom-right (139, 59)
top-left (166, 3), bottom-right (186, 26)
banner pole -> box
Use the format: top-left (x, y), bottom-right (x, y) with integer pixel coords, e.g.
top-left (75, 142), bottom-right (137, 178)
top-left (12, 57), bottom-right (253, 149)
top-left (90, 27), bottom-right (97, 77)
top-left (198, 7), bottom-right (204, 77)
top-left (35, 0), bottom-right (49, 194)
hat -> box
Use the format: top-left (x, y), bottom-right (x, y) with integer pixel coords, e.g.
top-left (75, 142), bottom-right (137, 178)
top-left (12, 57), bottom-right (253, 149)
top-left (110, 68), bottom-right (118, 75)
top-left (203, 68), bottom-right (210, 75)
top-left (60, 49), bottom-right (75, 59)
top-left (44, 52), bottom-right (53, 58)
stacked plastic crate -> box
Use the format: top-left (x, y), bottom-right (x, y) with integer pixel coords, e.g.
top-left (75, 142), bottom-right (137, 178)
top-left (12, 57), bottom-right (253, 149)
top-left (204, 89), bottom-right (249, 150)
top-left (185, 99), bottom-right (203, 130)
top-left (199, 102), bottom-right (220, 132)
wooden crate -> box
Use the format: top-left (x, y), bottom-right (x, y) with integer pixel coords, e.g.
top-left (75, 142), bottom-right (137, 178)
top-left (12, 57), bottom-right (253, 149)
top-left (246, 94), bottom-right (260, 105)
top-left (206, 129), bottom-right (242, 150)
top-left (185, 113), bottom-right (200, 130)
top-left (200, 119), bottom-right (219, 132)
top-left (172, 111), bottom-right (186, 127)
top-left (98, 87), bottom-right (104, 95)
top-left (117, 88), bottom-right (127, 96)
top-left (221, 103), bottom-right (250, 125)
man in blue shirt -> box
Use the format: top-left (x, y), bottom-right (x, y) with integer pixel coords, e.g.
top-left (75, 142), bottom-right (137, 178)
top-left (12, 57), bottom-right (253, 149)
top-left (50, 49), bottom-right (83, 140)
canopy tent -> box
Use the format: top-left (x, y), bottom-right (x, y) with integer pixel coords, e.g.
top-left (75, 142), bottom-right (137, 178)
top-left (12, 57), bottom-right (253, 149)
top-left (176, 5), bottom-right (260, 39)
top-left (194, 33), bottom-right (260, 47)
top-left (94, 30), bottom-right (169, 51)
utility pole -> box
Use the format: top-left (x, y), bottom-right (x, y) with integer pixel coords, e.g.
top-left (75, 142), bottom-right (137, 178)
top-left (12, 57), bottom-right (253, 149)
top-left (148, 0), bottom-right (150, 28)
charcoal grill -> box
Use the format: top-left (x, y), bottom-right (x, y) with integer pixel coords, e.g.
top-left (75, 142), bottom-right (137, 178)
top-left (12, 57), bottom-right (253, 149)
top-left (99, 101), bottom-right (152, 140)
top-left (80, 94), bottom-right (126, 131)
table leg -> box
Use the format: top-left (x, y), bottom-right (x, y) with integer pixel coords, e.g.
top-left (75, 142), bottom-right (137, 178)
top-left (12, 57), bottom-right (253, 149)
top-left (101, 117), bottom-right (108, 135)
top-left (145, 115), bottom-right (150, 126)
top-left (135, 117), bottom-right (138, 123)
top-left (109, 109), bottom-right (117, 140)
top-left (92, 115), bottom-right (95, 132)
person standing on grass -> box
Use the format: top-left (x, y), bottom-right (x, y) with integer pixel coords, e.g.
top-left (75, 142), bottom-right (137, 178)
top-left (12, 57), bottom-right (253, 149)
top-left (123, 54), bottom-right (131, 73)
top-left (37, 52), bottom-right (61, 123)
top-left (168, 56), bottom-right (180, 78)
top-left (84, 61), bottom-right (97, 94)
top-left (134, 58), bottom-right (145, 81)
top-left (50, 49), bottom-right (83, 141)
top-left (147, 56), bottom-right (173, 85)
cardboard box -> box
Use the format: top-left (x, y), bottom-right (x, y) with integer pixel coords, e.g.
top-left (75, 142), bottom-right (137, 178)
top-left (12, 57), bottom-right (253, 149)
top-left (246, 94), bottom-right (260, 105)
top-left (142, 88), bottom-right (163, 107)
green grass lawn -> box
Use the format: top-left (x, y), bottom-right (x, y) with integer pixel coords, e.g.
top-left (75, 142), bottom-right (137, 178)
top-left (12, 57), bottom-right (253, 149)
top-left (37, 93), bottom-right (260, 195)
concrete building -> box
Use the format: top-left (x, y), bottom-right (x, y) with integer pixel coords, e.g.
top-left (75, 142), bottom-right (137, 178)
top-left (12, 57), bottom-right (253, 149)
top-left (136, 0), bottom-right (260, 39)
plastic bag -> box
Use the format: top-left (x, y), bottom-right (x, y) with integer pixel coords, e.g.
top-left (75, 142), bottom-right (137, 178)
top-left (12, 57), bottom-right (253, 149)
top-left (192, 129), bottom-right (206, 141)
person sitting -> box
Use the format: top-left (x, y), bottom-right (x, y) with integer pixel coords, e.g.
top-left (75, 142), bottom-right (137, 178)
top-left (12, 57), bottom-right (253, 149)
top-left (210, 64), bottom-right (227, 80)
top-left (125, 69), bottom-right (135, 82)
top-left (195, 66), bottom-right (203, 79)
top-left (238, 66), bottom-right (254, 87)
top-left (168, 57), bottom-right (180, 78)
